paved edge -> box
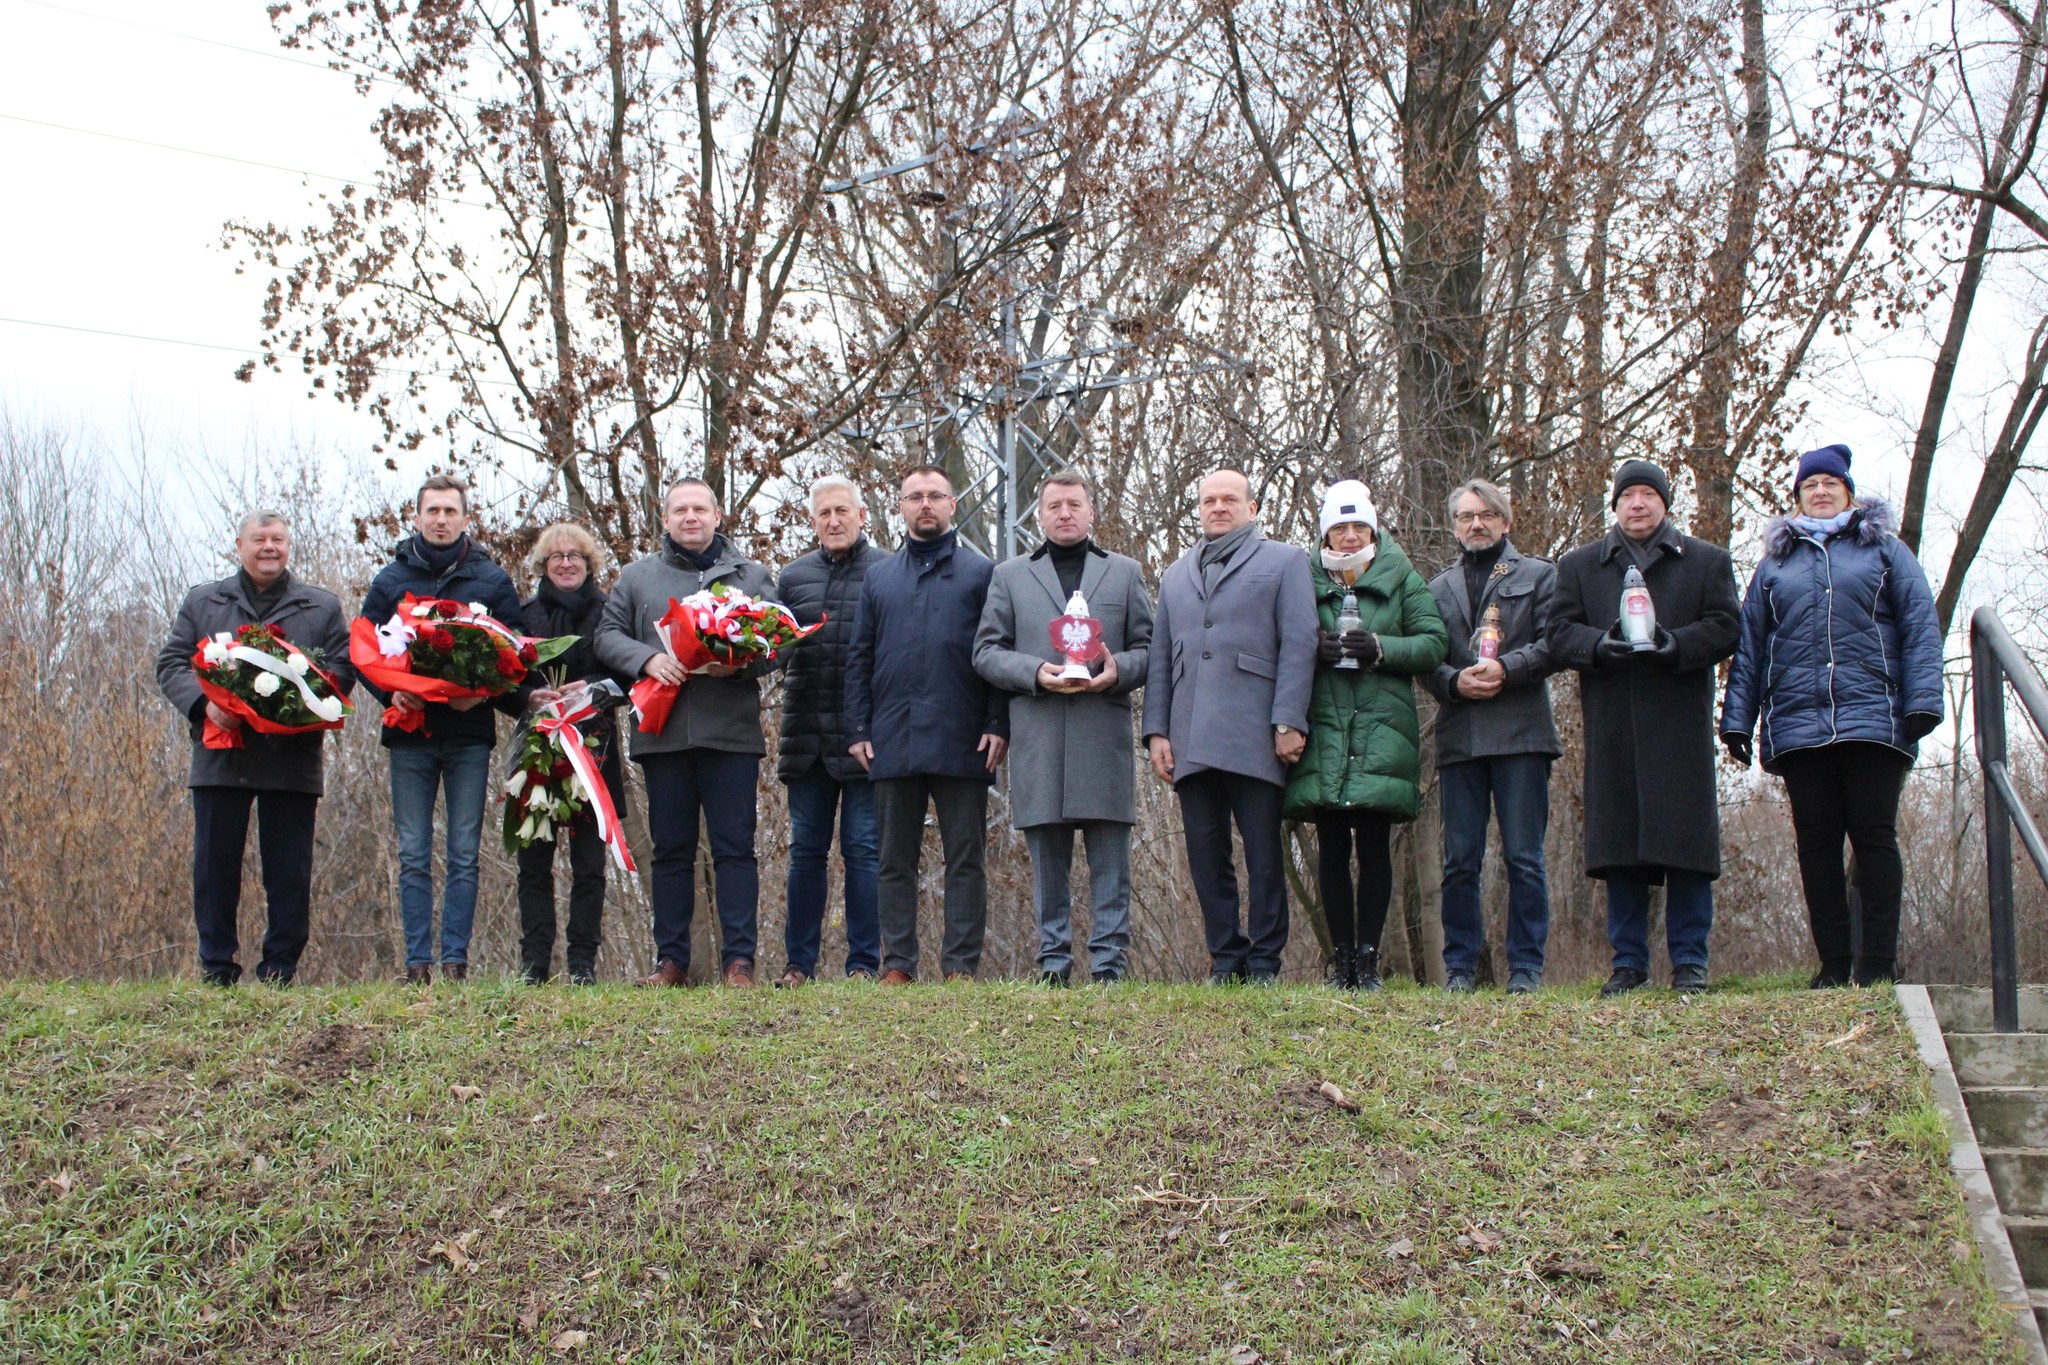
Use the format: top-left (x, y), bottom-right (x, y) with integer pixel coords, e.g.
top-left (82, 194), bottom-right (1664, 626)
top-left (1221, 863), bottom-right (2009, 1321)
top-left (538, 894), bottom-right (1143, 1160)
top-left (1898, 982), bottom-right (2048, 1363)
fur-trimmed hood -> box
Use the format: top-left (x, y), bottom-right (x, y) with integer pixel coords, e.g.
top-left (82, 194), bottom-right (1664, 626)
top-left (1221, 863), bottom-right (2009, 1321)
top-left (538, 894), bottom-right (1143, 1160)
top-left (1762, 497), bottom-right (1897, 561)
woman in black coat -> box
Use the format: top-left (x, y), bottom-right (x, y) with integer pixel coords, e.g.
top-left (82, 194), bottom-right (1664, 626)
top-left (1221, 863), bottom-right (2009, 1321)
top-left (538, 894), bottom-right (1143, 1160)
top-left (514, 522), bottom-right (627, 984)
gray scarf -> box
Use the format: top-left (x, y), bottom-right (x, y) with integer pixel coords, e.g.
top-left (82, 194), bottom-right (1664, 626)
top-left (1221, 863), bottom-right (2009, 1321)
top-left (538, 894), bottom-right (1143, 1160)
top-left (1199, 520), bottom-right (1261, 594)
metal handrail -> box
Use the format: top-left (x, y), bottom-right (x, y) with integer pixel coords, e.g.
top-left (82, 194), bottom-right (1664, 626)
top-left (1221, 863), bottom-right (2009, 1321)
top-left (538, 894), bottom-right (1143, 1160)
top-left (1970, 607), bottom-right (2048, 1032)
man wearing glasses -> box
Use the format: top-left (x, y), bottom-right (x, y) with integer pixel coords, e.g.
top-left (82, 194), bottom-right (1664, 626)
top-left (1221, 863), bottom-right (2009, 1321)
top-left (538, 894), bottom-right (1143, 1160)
top-left (844, 465), bottom-right (1010, 983)
top-left (1420, 479), bottom-right (1560, 995)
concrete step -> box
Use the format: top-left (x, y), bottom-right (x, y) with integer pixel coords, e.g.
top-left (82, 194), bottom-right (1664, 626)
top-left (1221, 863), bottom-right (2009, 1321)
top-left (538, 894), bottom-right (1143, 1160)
top-left (2006, 1216), bottom-right (2048, 1284)
top-left (1964, 1089), bottom-right (2048, 1149)
top-left (1951, 1033), bottom-right (2048, 1087)
top-left (1927, 985), bottom-right (2048, 1034)
top-left (1988, 1150), bottom-right (2048, 1217)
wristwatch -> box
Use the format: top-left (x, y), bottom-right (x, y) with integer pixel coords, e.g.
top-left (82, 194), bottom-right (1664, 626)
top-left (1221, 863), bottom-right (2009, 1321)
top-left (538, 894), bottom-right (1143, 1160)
top-left (1274, 724), bottom-right (1298, 737)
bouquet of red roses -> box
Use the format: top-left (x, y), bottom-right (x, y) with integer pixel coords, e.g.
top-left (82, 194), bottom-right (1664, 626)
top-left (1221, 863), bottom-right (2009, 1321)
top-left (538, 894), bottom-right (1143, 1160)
top-left (350, 594), bottom-right (575, 734)
top-left (192, 623), bottom-right (352, 750)
top-left (630, 586), bottom-right (825, 734)
top-left (500, 683), bottom-right (634, 870)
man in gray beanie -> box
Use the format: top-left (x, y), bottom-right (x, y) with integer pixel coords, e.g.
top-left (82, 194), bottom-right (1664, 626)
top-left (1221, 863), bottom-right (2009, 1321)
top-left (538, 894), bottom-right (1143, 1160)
top-left (1547, 459), bottom-right (1740, 995)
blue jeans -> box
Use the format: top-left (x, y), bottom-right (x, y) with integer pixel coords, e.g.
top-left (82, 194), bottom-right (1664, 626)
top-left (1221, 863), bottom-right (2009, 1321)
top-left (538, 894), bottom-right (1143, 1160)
top-left (1025, 821), bottom-right (1134, 980)
top-left (1439, 755), bottom-right (1552, 976)
top-left (642, 748), bottom-right (760, 970)
top-left (1605, 869), bottom-right (1715, 972)
top-left (784, 770), bottom-right (880, 976)
top-left (389, 739), bottom-right (492, 968)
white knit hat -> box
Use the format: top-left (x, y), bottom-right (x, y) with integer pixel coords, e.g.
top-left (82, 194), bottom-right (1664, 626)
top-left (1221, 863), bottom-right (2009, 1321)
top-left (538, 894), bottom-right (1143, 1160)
top-left (1318, 479), bottom-right (1378, 540)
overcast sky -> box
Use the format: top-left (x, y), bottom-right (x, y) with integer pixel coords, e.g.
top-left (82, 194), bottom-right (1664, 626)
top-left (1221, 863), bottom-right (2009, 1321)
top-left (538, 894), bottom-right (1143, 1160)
top-left (1, 0), bottom-right (2038, 628)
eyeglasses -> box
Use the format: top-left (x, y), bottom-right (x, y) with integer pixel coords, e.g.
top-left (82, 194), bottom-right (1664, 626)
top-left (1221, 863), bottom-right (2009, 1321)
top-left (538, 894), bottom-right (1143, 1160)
top-left (899, 492), bottom-right (954, 506)
top-left (546, 551), bottom-right (588, 564)
top-left (1453, 511), bottom-right (1504, 527)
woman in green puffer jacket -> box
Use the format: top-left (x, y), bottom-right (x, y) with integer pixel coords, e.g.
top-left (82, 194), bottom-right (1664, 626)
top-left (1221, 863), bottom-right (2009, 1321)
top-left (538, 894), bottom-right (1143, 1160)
top-left (1282, 480), bottom-right (1447, 990)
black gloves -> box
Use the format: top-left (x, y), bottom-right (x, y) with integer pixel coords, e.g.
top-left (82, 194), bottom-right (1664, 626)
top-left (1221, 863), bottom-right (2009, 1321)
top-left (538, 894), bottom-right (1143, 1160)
top-left (1649, 627), bottom-right (1681, 667)
top-left (1594, 625), bottom-right (1639, 670)
top-left (1722, 732), bottom-right (1753, 769)
top-left (1905, 712), bottom-right (1940, 743)
top-left (1316, 629), bottom-right (1344, 668)
top-left (1343, 630), bottom-right (1383, 669)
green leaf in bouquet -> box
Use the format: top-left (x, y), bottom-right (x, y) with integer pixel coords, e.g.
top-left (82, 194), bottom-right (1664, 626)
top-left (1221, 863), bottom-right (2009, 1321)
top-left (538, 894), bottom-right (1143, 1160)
top-left (530, 634), bottom-right (578, 666)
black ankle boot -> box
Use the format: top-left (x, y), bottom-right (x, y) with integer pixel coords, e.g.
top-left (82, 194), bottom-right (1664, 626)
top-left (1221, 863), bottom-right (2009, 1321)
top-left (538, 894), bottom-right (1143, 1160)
top-left (1353, 946), bottom-right (1383, 992)
top-left (1327, 946), bottom-right (1357, 989)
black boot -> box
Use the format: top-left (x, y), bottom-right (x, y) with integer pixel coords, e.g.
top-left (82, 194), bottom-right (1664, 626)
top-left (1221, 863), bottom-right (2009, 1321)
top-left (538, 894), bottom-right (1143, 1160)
top-left (1810, 961), bottom-right (1853, 989)
top-left (520, 960), bottom-right (550, 986)
top-left (1327, 946), bottom-right (1356, 989)
top-left (1353, 946), bottom-right (1383, 993)
top-left (1852, 959), bottom-right (1897, 988)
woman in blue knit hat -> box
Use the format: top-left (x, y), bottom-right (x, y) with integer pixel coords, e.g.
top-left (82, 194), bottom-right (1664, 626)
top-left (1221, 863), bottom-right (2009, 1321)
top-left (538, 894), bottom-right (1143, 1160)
top-left (1719, 444), bottom-right (1945, 987)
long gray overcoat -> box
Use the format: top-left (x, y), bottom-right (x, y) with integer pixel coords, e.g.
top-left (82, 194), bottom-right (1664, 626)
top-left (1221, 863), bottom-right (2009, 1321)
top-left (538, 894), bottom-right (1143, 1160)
top-left (1141, 526), bottom-right (1319, 788)
top-left (1548, 520), bottom-right (1740, 880)
top-left (973, 546), bottom-right (1154, 828)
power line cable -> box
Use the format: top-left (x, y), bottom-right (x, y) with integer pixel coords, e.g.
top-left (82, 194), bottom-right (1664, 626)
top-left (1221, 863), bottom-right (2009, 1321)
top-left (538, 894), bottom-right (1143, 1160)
top-left (0, 314), bottom-right (255, 354)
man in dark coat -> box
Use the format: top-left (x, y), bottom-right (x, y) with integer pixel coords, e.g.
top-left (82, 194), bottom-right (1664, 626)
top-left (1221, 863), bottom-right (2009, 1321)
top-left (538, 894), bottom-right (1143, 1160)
top-left (1142, 469), bottom-right (1319, 983)
top-left (156, 511), bottom-right (355, 985)
top-left (844, 464), bottom-right (1010, 982)
top-left (595, 477), bottom-right (781, 988)
top-left (974, 469), bottom-right (1154, 985)
top-left (359, 474), bottom-right (525, 985)
top-left (774, 474), bottom-right (888, 984)
top-left (1421, 478), bottom-right (1560, 994)
top-left (1548, 459), bottom-right (1740, 995)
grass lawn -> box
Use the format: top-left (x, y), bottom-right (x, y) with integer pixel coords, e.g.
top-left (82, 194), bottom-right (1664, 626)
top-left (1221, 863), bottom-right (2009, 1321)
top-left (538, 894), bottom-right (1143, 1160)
top-left (0, 976), bottom-right (2028, 1363)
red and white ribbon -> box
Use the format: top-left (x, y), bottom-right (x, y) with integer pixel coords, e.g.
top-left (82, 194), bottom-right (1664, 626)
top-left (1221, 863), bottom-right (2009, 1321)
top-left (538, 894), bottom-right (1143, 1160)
top-left (533, 693), bottom-right (636, 873)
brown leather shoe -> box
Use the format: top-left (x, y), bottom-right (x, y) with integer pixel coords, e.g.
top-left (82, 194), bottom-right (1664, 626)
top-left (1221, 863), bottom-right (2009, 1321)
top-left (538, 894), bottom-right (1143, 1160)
top-left (722, 958), bottom-right (757, 987)
top-left (943, 971), bottom-right (974, 984)
top-left (637, 959), bottom-right (690, 988)
top-left (441, 962), bottom-right (468, 983)
top-left (879, 969), bottom-right (914, 986)
top-left (404, 964), bottom-right (432, 986)
top-left (774, 966), bottom-right (810, 988)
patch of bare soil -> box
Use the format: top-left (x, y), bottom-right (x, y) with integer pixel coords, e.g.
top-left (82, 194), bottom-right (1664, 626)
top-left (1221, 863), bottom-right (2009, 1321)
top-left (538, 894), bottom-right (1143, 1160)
top-left (1694, 1091), bottom-right (1788, 1148)
top-left (284, 1024), bottom-right (379, 1081)
top-left (1912, 1288), bottom-right (2009, 1361)
top-left (74, 1079), bottom-right (187, 1137)
top-left (1787, 1162), bottom-right (1923, 1235)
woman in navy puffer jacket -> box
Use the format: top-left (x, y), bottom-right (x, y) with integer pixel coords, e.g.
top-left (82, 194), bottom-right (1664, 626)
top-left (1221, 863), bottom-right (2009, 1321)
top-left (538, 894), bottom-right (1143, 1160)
top-left (1720, 444), bottom-right (1943, 988)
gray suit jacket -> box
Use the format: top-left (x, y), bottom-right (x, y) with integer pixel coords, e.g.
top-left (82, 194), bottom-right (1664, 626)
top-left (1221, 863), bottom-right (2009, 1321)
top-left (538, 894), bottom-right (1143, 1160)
top-left (974, 545), bottom-right (1154, 828)
top-left (1141, 526), bottom-right (1318, 787)
top-left (1421, 540), bottom-right (1562, 764)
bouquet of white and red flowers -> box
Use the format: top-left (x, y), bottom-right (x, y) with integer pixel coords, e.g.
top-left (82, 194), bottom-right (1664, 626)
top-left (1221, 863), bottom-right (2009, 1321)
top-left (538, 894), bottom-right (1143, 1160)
top-left (630, 586), bottom-right (825, 734)
top-left (192, 623), bottom-right (352, 750)
top-left (501, 681), bottom-right (635, 869)
top-left (350, 593), bottom-right (575, 733)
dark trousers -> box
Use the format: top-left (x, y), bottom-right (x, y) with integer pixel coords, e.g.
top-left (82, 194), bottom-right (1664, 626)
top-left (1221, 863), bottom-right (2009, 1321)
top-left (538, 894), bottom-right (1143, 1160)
top-left (190, 786), bottom-right (318, 983)
top-left (874, 774), bottom-right (988, 978)
top-left (641, 748), bottom-right (760, 971)
top-left (1176, 769), bottom-right (1289, 977)
top-left (1605, 869), bottom-right (1714, 972)
top-left (1313, 807), bottom-right (1393, 954)
top-left (784, 770), bottom-right (881, 976)
top-left (515, 809), bottom-right (606, 977)
top-left (1439, 754), bottom-right (1553, 976)
top-left (1776, 741), bottom-right (1912, 977)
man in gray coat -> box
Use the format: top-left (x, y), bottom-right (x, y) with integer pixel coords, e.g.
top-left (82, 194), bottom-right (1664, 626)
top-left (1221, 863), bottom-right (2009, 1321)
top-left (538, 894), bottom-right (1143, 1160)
top-left (1143, 469), bottom-right (1319, 983)
top-left (1421, 478), bottom-right (1560, 995)
top-left (156, 511), bottom-right (355, 985)
top-left (595, 477), bottom-right (780, 988)
top-left (974, 469), bottom-right (1154, 985)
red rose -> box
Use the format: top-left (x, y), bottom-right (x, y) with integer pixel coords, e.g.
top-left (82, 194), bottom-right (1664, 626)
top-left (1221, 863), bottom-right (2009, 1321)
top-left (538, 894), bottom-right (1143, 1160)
top-left (519, 642), bottom-right (539, 665)
top-left (419, 625), bottom-right (457, 652)
top-left (495, 649), bottom-right (522, 679)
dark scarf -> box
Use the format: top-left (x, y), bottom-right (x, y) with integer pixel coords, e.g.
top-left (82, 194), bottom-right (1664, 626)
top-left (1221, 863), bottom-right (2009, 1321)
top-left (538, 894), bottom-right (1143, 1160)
top-left (1461, 538), bottom-right (1506, 616)
top-left (1035, 537), bottom-right (1096, 598)
top-left (664, 532), bottom-right (722, 573)
top-left (1199, 520), bottom-right (1259, 593)
top-left (534, 575), bottom-right (600, 636)
top-left (907, 528), bottom-right (957, 565)
top-left (1616, 518), bottom-right (1679, 574)
top-left (238, 568), bottom-right (291, 620)
top-left (414, 534), bottom-right (468, 576)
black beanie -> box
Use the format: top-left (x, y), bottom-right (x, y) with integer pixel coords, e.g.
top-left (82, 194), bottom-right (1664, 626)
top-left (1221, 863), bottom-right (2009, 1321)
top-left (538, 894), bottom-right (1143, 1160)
top-left (1609, 459), bottom-right (1672, 510)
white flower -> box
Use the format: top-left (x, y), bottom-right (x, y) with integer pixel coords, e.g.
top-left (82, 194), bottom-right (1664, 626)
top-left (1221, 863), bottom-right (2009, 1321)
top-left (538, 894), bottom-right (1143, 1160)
top-left (504, 769), bottom-right (528, 798)
top-left (410, 604), bottom-right (433, 618)
top-left (200, 638), bottom-right (232, 667)
top-left (251, 672), bottom-right (282, 698)
top-left (284, 652), bottom-right (309, 673)
top-left (307, 695), bottom-right (344, 723)
top-left (467, 601), bottom-right (488, 618)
